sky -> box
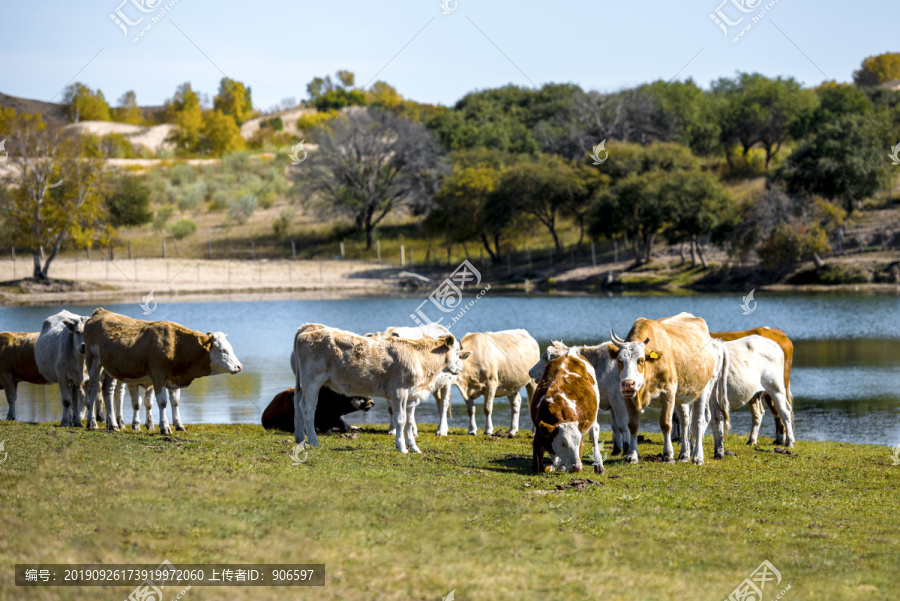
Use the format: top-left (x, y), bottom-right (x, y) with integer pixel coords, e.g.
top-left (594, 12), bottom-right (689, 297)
top-left (0, 0), bottom-right (898, 111)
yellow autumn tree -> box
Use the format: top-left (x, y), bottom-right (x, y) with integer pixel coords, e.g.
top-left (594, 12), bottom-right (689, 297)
top-left (114, 90), bottom-right (144, 125)
top-left (213, 77), bottom-right (255, 125)
top-left (166, 83), bottom-right (203, 154)
top-left (200, 109), bottom-right (245, 156)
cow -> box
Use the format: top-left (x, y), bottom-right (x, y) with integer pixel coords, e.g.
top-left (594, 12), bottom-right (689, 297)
top-left (709, 335), bottom-right (795, 455)
top-left (83, 308), bottom-right (242, 433)
top-left (291, 323), bottom-right (464, 453)
top-left (531, 348), bottom-right (604, 474)
top-left (34, 311), bottom-right (92, 427)
top-left (111, 381), bottom-right (155, 431)
top-left (440, 329), bottom-right (539, 437)
top-left (262, 387), bottom-right (375, 433)
top-left (0, 332), bottom-right (50, 420)
top-left (608, 312), bottom-right (727, 464)
top-left (711, 327), bottom-right (794, 445)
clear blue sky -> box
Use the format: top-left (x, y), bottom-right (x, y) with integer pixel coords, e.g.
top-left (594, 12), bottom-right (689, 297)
top-left (0, 0), bottom-right (897, 110)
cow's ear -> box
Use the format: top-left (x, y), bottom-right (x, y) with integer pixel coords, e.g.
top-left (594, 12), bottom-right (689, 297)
top-left (442, 334), bottom-right (456, 348)
top-left (607, 344), bottom-right (619, 360)
top-left (459, 351), bottom-right (472, 360)
top-left (646, 349), bottom-right (662, 361)
top-left (62, 318), bottom-right (78, 332)
top-left (536, 420), bottom-right (556, 439)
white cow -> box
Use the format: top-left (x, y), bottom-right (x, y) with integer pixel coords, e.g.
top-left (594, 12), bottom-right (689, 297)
top-left (708, 335), bottom-right (795, 456)
top-left (34, 310), bottom-right (91, 427)
top-left (113, 381), bottom-right (156, 431)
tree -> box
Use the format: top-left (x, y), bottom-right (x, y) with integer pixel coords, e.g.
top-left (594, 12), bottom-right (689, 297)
top-left (62, 82), bottom-right (111, 122)
top-left (778, 114), bottom-right (892, 214)
top-left (299, 109), bottom-right (440, 248)
top-left (166, 83), bottom-right (203, 153)
top-left (0, 106), bottom-right (16, 134)
top-left (306, 71), bottom-right (367, 111)
top-left (114, 91), bottom-right (144, 125)
top-left (105, 174), bottom-right (152, 226)
top-left (2, 116), bottom-right (111, 280)
top-left (661, 171), bottom-right (734, 267)
top-left (200, 109), bottom-right (245, 156)
top-left (853, 52), bottom-right (900, 87)
top-left (213, 77), bottom-right (255, 125)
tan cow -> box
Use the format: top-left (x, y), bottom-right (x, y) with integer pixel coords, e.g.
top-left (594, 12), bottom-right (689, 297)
top-left (84, 308), bottom-right (242, 433)
top-left (608, 312), bottom-right (726, 464)
top-left (711, 327), bottom-right (794, 445)
top-left (0, 332), bottom-right (49, 421)
top-left (531, 348), bottom-right (603, 473)
top-left (439, 329), bottom-right (539, 437)
top-left (291, 323), bottom-right (464, 453)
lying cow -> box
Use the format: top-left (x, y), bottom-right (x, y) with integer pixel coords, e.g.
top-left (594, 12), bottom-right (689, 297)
top-left (35, 311), bottom-right (92, 427)
top-left (262, 387), bottom-right (374, 433)
top-left (440, 329), bottom-right (539, 437)
top-left (711, 327), bottom-right (794, 445)
top-left (84, 308), bottom-right (242, 433)
top-left (291, 323), bottom-right (464, 453)
top-left (609, 312), bottom-right (726, 464)
top-left (0, 332), bottom-right (49, 420)
top-left (709, 335), bottom-right (795, 456)
top-left (531, 348), bottom-right (603, 473)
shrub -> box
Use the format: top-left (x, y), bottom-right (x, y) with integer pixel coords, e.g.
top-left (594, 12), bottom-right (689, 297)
top-left (296, 110), bottom-right (338, 134)
top-left (105, 175), bottom-right (152, 226)
top-left (789, 263), bottom-right (870, 285)
top-left (273, 208), bottom-right (295, 239)
top-left (265, 116), bottom-right (284, 131)
top-left (209, 189), bottom-right (230, 211)
top-left (176, 180), bottom-right (206, 211)
top-left (229, 196), bottom-right (257, 224)
top-left (170, 163), bottom-right (195, 185)
top-left (170, 218), bottom-right (198, 240)
top-left (153, 206), bottom-right (175, 231)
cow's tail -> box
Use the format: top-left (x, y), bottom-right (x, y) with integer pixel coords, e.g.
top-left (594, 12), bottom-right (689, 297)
top-left (717, 341), bottom-right (730, 439)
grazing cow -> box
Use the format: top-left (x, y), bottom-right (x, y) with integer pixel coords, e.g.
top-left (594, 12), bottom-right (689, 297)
top-left (0, 332), bottom-right (49, 420)
top-left (709, 335), bottom-right (795, 455)
top-left (84, 308), bottom-right (242, 433)
top-left (111, 381), bottom-right (155, 431)
top-left (529, 340), bottom-right (695, 456)
top-left (531, 349), bottom-right (603, 473)
top-left (711, 327), bottom-right (794, 445)
top-left (291, 323), bottom-right (464, 453)
top-left (262, 387), bottom-right (375, 433)
top-left (608, 312), bottom-right (726, 464)
top-left (442, 329), bottom-right (539, 437)
top-left (34, 311), bottom-right (91, 427)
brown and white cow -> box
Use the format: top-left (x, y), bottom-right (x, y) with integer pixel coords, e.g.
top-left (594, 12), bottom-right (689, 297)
top-left (439, 329), bottom-right (539, 437)
top-left (531, 348), bottom-right (603, 474)
top-left (711, 327), bottom-right (794, 445)
top-left (0, 332), bottom-right (49, 421)
top-left (291, 323), bottom-right (464, 453)
top-left (608, 312), bottom-right (726, 464)
top-left (84, 308), bottom-right (242, 433)
top-left (262, 387), bottom-right (374, 433)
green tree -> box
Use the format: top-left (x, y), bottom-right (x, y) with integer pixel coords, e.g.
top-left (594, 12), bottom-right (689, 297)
top-left (213, 77), bottom-right (255, 125)
top-left (114, 91), bottom-right (144, 125)
top-left (306, 71), bottom-right (367, 111)
top-left (299, 109), bottom-right (440, 249)
top-left (661, 171), bottom-right (734, 267)
top-left (166, 83), bottom-right (203, 153)
top-left (853, 52), bottom-right (900, 87)
top-left (199, 109), bottom-right (245, 156)
top-left (778, 114), bottom-right (892, 214)
top-left (62, 82), bottom-right (111, 122)
top-left (105, 174), bottom-right (152, 226)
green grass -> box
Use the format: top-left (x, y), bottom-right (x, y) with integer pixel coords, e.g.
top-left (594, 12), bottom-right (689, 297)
top-left (0, 421), bottom-right (897, 600)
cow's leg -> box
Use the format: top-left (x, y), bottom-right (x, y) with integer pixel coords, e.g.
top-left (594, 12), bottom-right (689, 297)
top-left (83, 354), bottom-right (103, 429)
top-left (392, 391), bottom-right (409, 453)
top-left (676, 403), bottom-right (693, 462)
top-left (589, 421), bottom-right (605, 474)
top-left (58, 380), bottom-right (73, 427)
top-left (409, 400), bottom-right (419, 439)
top-left (507, 391), bottom-right (521, 436)
top-left (748, 394), bottom-right (764, 445)
top-left (691, 398), bottom-right (710, 465)
top-left (170, 388), bottom-right (185, 431)
top-left (710, 393), bottom-right (727, 459)
top-left (765, 393), bottom-right (787, 445)
top-left (302, 385), bottom-right (320, 448)
top-left (482, 383), bottom-right (499, 436)
top-left (387, 400), bottom-right (397, 436)
top-left (769, 391), bottom-right (795, 447)
top-left (293, 386), bottom-right (305, 445)
top-left (127, 384), bottom-right (141, 430)
top-left (462, 391), bottom-right (477, 436)
top-left (101, 372), bottom-right (117, 431)
top-left (610, 396), bottom-right (629, 456)
top-left (435, 381), bottom-right (451, 437)
top-left (405, 395), bottom-right (422, 454)
top-left (659, 393), bottom-right (676, 464)
top-left (624, 401), bottom-right (641, 464)
top-left (115, 380), bottom-right (125, 428)
top-left (1, 377), bottom-right (17, 421)
top-left (143, 387), bottom-right (155, 430)
top-left (154, 383), bottom-right (171, 435)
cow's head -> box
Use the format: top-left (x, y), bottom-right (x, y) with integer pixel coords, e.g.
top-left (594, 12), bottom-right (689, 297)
top-left (350, 396), bottom-right (375, 412)
top-left (537, 420), bottom-right (584, 473)
top-left (437, 334), bottom-right (467, 375)
top-left (62, 316), bottom-right (88, 355)
top-left (206, 332), bottom-right (243, 374)
top-left (607, 329), bottom-right (662, 401)
top-left (529, 340), bottom-right (568, 380)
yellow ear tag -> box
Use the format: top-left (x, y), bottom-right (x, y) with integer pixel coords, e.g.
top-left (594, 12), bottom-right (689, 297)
top-left (649, 351), bottom-right (659, 359)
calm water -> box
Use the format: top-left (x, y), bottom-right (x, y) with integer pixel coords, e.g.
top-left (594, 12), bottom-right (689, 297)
top-left (1, 292), bottom-right (899, 446)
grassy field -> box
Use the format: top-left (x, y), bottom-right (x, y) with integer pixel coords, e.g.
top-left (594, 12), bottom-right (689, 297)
top-left (0, 421), bottom-right (898, 601)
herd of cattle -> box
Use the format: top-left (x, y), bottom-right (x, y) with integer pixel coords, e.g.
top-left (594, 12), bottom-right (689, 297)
top-left (0, 308), bottom-right (795, 474)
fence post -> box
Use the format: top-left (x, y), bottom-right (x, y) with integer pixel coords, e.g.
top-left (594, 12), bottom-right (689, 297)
top-left (400, 245), bottom-right (405, 267)
top-left (376, 239), bottom-right (381, 264)
top-left (162, 238), bottom-right (166, 259)
top-left (251, 241), bottom-right (256, 260)
top-left (291, 240), bottom-right (296, 260)
top-left (87, 247), bottom-right (91, 260)
top-left (340, 242), bottom-right (345, 260)
top-left (109, 245), bottom-right (114, 261)
top-left (591, 242), bottom-right (596, 267)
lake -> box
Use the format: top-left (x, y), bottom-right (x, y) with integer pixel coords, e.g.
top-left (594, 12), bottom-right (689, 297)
top-left (2, 291), bottom-right (899, 447)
